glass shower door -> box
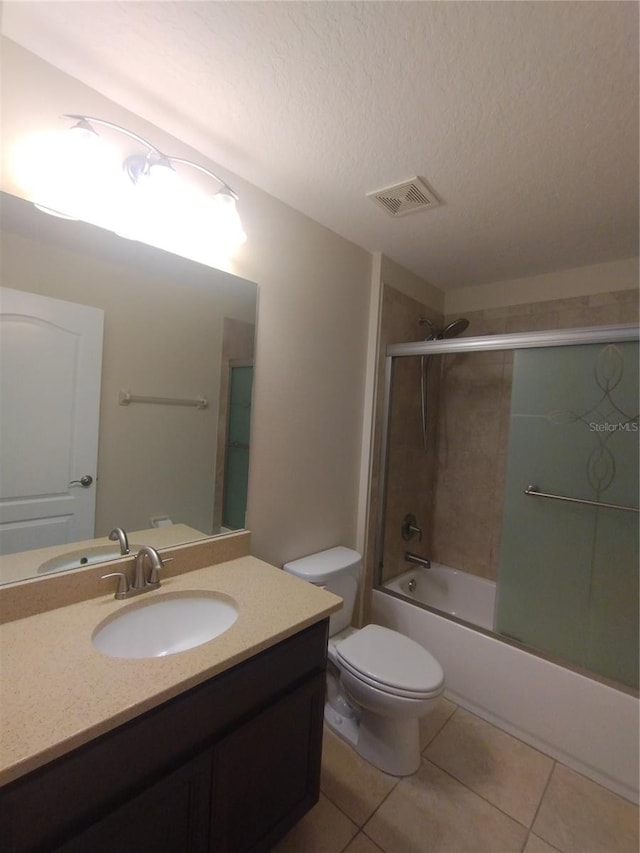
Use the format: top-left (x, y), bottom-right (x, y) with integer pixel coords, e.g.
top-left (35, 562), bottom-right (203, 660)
top-left (222, 364), bottom-right (253, 530)
top-left (496, 342), bottom-right (639, 688)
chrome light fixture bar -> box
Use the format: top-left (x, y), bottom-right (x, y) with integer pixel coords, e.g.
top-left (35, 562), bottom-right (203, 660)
top-left (24, 114), bottom-right (247, 260)
top-left (65, 114), bottom-right (239, 199)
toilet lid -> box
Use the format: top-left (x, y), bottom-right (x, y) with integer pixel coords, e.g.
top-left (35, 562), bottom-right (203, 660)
top-left (335, 624), bottom-right (444, 696)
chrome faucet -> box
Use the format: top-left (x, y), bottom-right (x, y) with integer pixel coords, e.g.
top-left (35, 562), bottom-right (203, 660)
top-left (108, 527), bottom-right (130, 556)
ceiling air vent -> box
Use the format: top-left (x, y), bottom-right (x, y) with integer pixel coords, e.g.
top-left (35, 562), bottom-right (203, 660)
top-left (367, 177), bottom-right (440, 217)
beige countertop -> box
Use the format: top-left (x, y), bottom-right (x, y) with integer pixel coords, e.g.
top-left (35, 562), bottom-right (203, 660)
top-left (0, 556), bottom-right (342, 787)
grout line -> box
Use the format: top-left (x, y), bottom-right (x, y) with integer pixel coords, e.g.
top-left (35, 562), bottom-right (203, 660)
top-left (336, 826), bottom-right (359, 853)
top-left (455, 705), bottom-right (563, 763)
top-left (362, 774), bottom-right (401, 827)
top-left (420, 702), bottom-right (459, 753)
top-left (318, 784), bottom-right (362, 828)
top-left (527, 759), bottom-right (559, 846)
top-left (319, 768), bottom-right (401, 831)
top-left (336, 827), bottom-right (385, 853)
top-left (360, 828), bottom-right (386, 852)
top-left (422, 756), bottom-right (533, 831)
top-left (325, 794), bottom-right (360, 829)
top-left (526, 831), bottom-right (564, 853)
top-left (522, 827), bottom-right (564, 853)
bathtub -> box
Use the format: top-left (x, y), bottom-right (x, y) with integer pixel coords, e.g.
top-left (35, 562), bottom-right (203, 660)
top-left (372, 585), bottom-right (639, 804)
top-left (384, 563), bottom-right (496, 631)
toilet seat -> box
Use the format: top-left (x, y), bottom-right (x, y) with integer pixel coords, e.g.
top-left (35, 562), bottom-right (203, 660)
top-left (338, 657), bottom-right (442, 700)
top-left (335, 624), bottom-right (444, 699)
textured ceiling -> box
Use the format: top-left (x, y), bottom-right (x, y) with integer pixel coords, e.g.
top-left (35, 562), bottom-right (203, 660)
top-left (2, 1), bottom-right (638, 290)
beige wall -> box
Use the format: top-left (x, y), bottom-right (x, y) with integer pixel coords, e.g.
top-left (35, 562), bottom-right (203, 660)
top-left (380, 254), bottom-right (445, 314)
top-left (1, 39), bottom-right (373, 568)
top-left (445, 258), bottom-right (639, 315)
top-left (1, 222), bottom-right (255, 538)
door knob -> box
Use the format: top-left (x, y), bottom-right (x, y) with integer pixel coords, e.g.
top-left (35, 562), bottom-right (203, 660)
top-left (69, 475), bottom-right (93, 488)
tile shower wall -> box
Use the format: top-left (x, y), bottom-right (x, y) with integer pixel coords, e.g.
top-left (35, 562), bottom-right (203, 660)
top-left (382, 350), bottom-right (443, 582)
top-left (428, 348), bottom-right (512, 578)
top-left (369, 286), bottom-right (442, 586)
top-left (378, 287), bottom-right (639, 584)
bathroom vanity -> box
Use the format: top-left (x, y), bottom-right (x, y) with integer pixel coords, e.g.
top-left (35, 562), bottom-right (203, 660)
top-left (0, 552), bottom-right (341, 852)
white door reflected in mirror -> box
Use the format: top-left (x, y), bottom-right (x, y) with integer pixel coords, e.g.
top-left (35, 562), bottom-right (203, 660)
top-left (0, 287), bottom-right (104, 555)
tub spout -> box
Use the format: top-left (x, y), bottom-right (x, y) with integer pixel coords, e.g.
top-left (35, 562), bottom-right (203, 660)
top-left (405, 552), bottom-right (431, 569)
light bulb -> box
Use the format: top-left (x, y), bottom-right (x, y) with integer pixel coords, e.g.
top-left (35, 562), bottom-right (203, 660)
top-left (146, 160), bottom-right (178, 187)
top-left (208, 191), bottom-right (247, 250)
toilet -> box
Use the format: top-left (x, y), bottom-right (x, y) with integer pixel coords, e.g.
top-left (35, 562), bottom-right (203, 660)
top-left (283, 546), bottom-right (444, 776)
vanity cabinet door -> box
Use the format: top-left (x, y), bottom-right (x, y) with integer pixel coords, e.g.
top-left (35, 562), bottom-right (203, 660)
top-left (210, 672), bottom-right (325, 852)
top-left (53, 752), bottom-right (212, 853)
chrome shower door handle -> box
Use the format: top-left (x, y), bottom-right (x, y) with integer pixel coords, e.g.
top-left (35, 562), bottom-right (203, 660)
top-left (69, 474), bottom-right (93, 488)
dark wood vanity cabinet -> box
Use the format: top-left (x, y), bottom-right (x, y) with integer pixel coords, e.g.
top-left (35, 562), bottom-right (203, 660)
top-left (0, 620), bottom-right (328, 853)
top-left (53, 751), bottom-right (213, 853)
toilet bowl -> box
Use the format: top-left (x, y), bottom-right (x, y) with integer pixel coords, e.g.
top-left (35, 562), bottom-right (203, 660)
top-left (283, 547), bottom-right (444, 776)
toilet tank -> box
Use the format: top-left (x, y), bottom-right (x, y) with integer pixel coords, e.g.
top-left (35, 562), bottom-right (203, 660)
top-left (283, 547), bottom-right (361, 636)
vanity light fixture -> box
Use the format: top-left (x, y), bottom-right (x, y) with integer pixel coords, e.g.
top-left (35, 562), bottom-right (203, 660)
top-left (22, 114), bottom-right (247, 262)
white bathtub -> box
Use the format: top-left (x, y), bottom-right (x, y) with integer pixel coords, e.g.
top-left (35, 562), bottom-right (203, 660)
top-left (384, 563), bottom-right (496, 631)
top-left (372, 586), bottom-right (639, 804)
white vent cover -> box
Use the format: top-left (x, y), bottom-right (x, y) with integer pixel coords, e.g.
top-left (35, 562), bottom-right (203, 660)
top-left (367, 177), bottom-right (439, 217)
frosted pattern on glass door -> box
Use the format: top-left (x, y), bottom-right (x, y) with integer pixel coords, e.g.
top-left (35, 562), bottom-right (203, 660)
top-left (496, 342), bottom-right (639, 688)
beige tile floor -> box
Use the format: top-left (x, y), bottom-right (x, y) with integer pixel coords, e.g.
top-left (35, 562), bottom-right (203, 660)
top-left (273, 699), bottom-right (639, 853)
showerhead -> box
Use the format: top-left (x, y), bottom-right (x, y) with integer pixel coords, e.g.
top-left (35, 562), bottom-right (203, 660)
top-left (440, 318), bottom-right (469, 339)
top-left (418, 316), bottom-right (469, 340)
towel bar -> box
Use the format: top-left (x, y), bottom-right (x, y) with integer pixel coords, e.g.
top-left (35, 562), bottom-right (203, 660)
top-left (119, 390), bottom-right (208, 409)
top-left (524, 485), bottom-right (639, 513)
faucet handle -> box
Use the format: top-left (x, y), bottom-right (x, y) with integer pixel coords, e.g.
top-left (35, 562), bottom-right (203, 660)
top-left (401, 513), bottom-right (423, 542)
top-left (148, 556), bottom-right (173, 586)
top-left (101, 572), bottom-right (130, 599)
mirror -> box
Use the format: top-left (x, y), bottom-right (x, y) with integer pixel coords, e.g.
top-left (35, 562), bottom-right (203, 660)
top-left (0, 191), bottom-right (257, 585)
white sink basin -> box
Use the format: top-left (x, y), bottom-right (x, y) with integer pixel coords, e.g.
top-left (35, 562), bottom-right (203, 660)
top-left (38, 544), bottom-right (142, 575)
top-left (92, 591), bottom-right (239, 659)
